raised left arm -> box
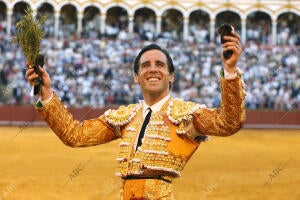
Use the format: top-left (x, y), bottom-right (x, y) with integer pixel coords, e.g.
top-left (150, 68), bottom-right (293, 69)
top-left (192, 73), bottom-right (246, 137)
top-left (192, 29), bottom-right (246, 137)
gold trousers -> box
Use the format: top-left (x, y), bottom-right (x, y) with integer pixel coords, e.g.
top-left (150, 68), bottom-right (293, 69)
top-left (121, 178), bottom-right (173, 200)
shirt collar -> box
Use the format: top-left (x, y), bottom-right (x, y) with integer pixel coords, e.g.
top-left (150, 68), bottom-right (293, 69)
top-left (142, 94), bottom-right (170, 117)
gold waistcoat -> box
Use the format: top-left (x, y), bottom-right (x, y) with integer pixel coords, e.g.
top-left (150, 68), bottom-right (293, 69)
top-left (36, 73), bottom-right (245, 181)
top-left (105, 74), bottom-right (246, 179)
top-left (105, 98), bottom-right (207, 179)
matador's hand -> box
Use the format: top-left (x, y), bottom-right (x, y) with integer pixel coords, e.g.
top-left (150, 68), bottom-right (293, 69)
top-left (25, 63), bottom-right (52, 101)
top-left (221, 30), bottom-right (242, 73)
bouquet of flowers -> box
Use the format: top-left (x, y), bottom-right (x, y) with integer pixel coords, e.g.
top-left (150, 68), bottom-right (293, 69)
top-left (15, 7), bottom-right (45, 95)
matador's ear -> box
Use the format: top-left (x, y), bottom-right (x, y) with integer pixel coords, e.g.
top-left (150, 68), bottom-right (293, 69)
top-left (134, 73), bottom-right (139, 84)
top-left (169, 74), bottom-right (174, 83)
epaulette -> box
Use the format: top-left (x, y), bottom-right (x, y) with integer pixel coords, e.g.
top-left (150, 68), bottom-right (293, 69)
top-left (167, 99), bottom-right (206, 134)
top-left (167, 99), bottom-right (206, 124)
top-left (104, 103), bottom-right (141, 126)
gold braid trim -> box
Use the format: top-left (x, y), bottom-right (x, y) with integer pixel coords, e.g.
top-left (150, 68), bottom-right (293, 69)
top-left (220, 73), bottom-right (246, 130)
top-left (167, 99), bottom-right (206, 134)
top-left (193, 73), bottom-right (246, 136)
top-left (104, 103), bottom-right (141, 126)
top-left (167, 99), bottom-right (205, 124)
top-left (36, 93), bottom-right (118, 147)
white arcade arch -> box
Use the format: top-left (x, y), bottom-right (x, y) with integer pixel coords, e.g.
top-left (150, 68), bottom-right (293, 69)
top-left (0, 0), bottom-right (299, 44)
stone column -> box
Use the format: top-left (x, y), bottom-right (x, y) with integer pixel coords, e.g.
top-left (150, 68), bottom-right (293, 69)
top-left (54, 11), bottom-right (60, 38)
top-left (156, 15), bottom-right (161, 35)
top-left (100, 13), bottom-right (106, 35)
top-left (272, 19), bottom-right (277, 45)
top-left (77, 12), bottom-right (83, 38)
top-left (241, 18), bottom-right (246, 44)
top-left (183, 17), bottom-right (189, 41)
top-left (209, 18), bottom-right (215, 42)
top-left (6, 9), bottom-right (12, 36)
top-left (128, 15), bottom-right (134, 33)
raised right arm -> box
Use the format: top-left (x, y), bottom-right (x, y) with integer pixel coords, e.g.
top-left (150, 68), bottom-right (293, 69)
top-left (36, 92), bottom-right (118, 147)
top-left (26, 65), bottom-right (119, 147)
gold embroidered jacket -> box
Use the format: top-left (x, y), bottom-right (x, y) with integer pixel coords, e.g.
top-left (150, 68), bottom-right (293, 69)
top-left (36, 74), bottom-right (245, 179)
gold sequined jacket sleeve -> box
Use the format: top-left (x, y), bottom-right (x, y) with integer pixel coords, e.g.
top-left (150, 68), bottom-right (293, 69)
top-left (193, 73), bottom-right (246, 136)
top-left (36, 93), bottom-right (119, 147)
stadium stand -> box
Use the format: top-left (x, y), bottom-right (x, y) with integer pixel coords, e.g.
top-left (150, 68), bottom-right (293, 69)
top-left (0, 0), bottom-right (299, 111)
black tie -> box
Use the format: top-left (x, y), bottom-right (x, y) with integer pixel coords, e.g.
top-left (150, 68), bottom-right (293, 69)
top-left (136, 108), bottom-right (152, 150)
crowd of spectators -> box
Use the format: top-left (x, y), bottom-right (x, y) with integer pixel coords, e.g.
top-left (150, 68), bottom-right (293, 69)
top-left (0, 29), bottom-right (299, 111)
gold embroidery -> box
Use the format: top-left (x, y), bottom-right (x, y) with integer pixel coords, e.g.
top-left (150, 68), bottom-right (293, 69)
top-left (105, 104), bottom-right (140, 126)
top-left (116, 108), bottom-right (144, 177)
top-left (116, 74), bottom-right (245, 179)
top-left (193, 73), bottom-right (246, 136)
top-left (144, 179), bottom-right (173, 199)
top-left (36, 93), bottom-right (118, 147)
top-left (167, 99), bottom-right (205, 125)
top-left (121, 179), bottom-right (173, 199)
top-left (116, 111), bottom-right (190, 177)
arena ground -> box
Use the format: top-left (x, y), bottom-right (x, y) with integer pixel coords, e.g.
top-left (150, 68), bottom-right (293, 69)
top-left (0, 127), bottom-right (299, 200)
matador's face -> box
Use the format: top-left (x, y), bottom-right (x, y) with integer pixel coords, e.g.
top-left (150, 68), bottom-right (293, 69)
top-left (134, 49), bottom-right (174, 99)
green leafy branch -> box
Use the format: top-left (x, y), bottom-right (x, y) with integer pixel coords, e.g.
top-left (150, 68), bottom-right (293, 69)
top-left (14, 7), bottom-right (45, 67)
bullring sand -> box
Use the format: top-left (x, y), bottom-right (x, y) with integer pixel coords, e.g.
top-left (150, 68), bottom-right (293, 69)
top-left (0, 127), bottom-right (299, 199)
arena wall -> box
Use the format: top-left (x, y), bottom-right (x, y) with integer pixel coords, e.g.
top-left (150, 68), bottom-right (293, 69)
top-left (0, 106), bottom-right (299, 129)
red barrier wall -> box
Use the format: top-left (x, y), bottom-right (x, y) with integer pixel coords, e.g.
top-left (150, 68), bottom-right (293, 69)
top-left (0, 106), bottom-right (299, 129)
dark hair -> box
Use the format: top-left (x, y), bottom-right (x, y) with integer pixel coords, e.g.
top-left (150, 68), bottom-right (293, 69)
top-left (133, 44), bottom-right (175, 74)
